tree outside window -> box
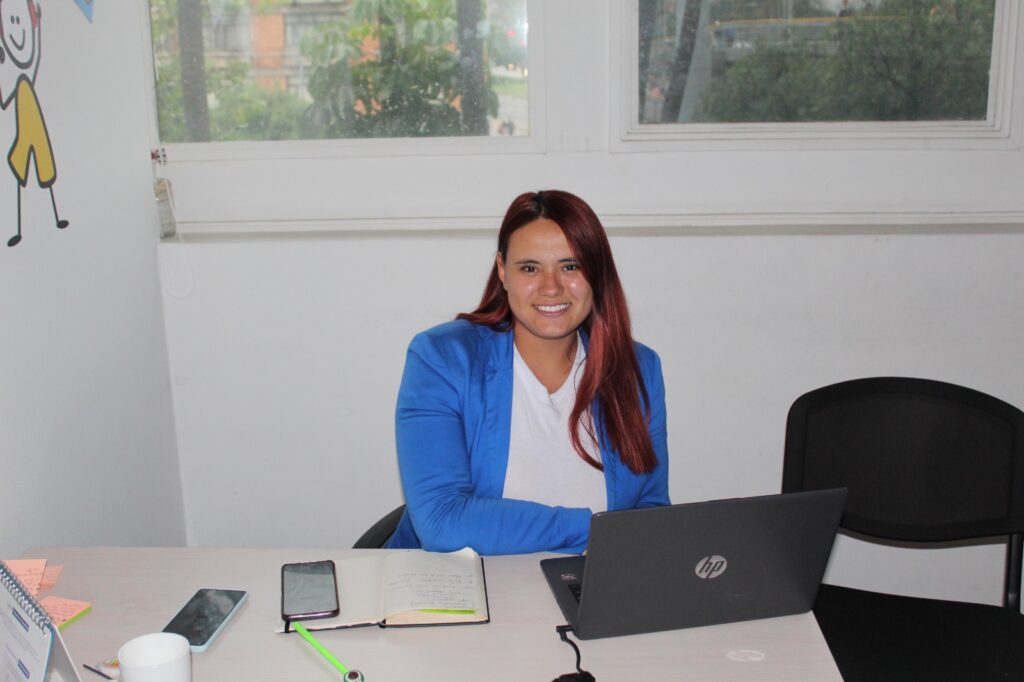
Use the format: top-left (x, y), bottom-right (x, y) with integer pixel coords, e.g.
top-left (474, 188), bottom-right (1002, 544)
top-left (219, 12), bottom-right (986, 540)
top-left (639, 0), bottom-right (995, 124)
top-left (149, 0), bottom-right (528, 142)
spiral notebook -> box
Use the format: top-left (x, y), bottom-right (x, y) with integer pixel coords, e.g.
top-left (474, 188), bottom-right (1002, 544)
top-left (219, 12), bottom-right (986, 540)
top-left (1, 561), bottom-right (82, 682)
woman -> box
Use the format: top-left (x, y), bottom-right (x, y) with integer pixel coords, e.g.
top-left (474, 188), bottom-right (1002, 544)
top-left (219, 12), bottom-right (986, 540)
top-left (386, 190), bottom-right (669, 555)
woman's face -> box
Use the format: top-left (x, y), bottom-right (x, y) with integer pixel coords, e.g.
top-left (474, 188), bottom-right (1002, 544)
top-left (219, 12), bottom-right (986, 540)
top-left (496, 218), bottom-right (594, 350)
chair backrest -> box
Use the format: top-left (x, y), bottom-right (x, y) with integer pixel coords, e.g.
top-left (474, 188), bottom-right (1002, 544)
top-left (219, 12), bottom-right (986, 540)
top-left (782, 377), bottom-right (1024, 608)
top-left (352, 505), bottom-right (405, 549)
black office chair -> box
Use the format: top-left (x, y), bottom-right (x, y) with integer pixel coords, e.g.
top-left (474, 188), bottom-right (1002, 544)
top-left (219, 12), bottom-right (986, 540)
top-left (783, 377), bottom-right (1024, 681)
top-left (352, 505), bottom-right (405, 549)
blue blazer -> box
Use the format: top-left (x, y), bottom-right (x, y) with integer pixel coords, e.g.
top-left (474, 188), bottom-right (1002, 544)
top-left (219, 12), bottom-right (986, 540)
top-left (387, 319), bottom-right (670, 555)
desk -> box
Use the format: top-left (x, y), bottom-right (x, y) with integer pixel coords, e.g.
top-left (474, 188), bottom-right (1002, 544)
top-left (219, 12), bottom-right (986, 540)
top-left (32, 547), bottom-right (841, 681)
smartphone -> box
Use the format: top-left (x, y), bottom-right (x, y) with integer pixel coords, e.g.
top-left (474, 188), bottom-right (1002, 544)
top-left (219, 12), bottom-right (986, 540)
top-left (281, 560), bottom-right (340, 622)
top-left (162, 588), bottom-right (248, 653)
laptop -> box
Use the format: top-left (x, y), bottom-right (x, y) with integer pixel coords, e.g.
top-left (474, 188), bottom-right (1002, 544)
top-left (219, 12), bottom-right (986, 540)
top-left (540, 488), bottom-right (847, 639)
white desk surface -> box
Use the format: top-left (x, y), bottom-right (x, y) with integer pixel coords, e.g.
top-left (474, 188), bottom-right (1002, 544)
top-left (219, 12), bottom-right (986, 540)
top-left (31, 546), bottom-right (841, 682)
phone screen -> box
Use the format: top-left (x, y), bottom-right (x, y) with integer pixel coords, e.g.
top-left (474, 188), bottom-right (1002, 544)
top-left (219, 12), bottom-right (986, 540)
top-left (163, 588), bottom-right (248, 651)
top-left (281, 560), bottom-right (340, 621)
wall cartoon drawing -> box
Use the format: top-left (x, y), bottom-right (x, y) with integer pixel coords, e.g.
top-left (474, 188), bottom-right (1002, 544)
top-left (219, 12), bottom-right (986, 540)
top-left (0, 0), bottom-right (68, 247)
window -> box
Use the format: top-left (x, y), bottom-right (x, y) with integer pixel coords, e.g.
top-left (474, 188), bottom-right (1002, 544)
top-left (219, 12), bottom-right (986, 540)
top-left (148, 2), bottom-right (1023, 237)
top-left (148, 0), bottom-right (529, 143)
top-left (638, 0), bottom-right (995, 125)
top-left (619, 0), bottom-right (1017, 150)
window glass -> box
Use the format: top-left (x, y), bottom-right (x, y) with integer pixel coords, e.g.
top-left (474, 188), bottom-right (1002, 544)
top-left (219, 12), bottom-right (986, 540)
top-left (639, 0), bottom-right (996, 124)
top-left (149, 0), bottom-right (529, 142)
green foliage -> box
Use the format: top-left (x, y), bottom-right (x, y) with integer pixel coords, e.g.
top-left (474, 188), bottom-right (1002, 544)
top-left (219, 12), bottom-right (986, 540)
top-left (302, 0), bottom-right (499, 138)
top-left (698, 44), bottom-right (829, 122)
top-left (156, 44), bottom-right (308, 143)
top-left (150, 0), bottom-right (307, 142)
top-left (206, 63), bottom-right (308, 141)
top-left (154, 57), bottom-right (187, 142)
top-left (709, 0), bottom-right (832, 21)
top-left (149, 0), bottom-right (185, 141)
top-left (492, 75), bottom-right (527, 99)
top-left (486, 0), bottom-right (527, 70)
top-left (697, 0), bottom-right (995, 122)
top-left (149, 0), bottom-right (503, 141)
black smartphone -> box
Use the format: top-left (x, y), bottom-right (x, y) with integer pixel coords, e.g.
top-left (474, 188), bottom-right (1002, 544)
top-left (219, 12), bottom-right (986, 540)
top-left (162, 588), bottom-right (248, 652)
top-left (281, 560), bottom-right (340, 622)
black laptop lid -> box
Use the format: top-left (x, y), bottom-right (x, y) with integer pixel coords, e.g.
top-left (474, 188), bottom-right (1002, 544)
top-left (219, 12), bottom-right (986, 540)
top-left (572, 488), bottom-right (846, 639)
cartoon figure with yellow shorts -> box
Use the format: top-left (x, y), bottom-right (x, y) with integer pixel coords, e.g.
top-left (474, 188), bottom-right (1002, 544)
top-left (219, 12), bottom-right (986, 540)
top-left (0, 0), bottom-right (68, 247)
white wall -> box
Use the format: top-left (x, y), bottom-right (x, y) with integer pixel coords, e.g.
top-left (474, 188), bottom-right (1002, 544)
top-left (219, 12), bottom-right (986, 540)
top-left (161, 226), bottom-right (1024, 605)
top-left (0, 2), bottom-right (185, 558)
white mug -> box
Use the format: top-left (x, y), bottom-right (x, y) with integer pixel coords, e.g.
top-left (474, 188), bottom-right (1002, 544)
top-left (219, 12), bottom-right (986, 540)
top-left (117, 632), bottom-right (192, 682)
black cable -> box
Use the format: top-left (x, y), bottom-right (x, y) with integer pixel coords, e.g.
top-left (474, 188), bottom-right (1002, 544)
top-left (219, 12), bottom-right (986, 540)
top-left (557, 626), bottom-right (584, 673)
top-left (552, 625), bottom-right (595, 682)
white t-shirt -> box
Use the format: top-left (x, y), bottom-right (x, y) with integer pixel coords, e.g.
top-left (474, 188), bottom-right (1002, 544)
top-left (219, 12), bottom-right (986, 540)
top-left (502, 339), bottom-right (607, 512)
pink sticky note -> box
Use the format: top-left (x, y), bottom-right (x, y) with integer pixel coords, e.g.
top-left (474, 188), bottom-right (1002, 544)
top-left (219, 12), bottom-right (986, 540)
top-left (39, 596), bottom-right (92, 629)
top-left (40, 564), bottom-right (64, 591)
top-left (4, 559), bottom-right (46, 596)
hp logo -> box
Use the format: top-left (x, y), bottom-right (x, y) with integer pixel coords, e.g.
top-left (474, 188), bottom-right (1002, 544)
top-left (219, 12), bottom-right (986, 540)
top-left (695, 555), bottom-right (728, 579)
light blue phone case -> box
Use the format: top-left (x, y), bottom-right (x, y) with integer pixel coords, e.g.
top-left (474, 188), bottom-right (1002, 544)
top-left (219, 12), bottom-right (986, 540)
top-left (163, 588), bottom-right (249, 653)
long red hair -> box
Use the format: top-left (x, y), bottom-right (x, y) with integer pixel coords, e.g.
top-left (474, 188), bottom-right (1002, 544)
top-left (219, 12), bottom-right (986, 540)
top-left (458, 190), bottom-right (657, 475)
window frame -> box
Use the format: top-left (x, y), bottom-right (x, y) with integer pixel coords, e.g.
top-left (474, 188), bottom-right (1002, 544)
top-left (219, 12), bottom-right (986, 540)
top-left (611, 0), bottom-right (1023, 153)
top-left (145, 0), bottom-right (1024, 238)
top-left (147, 0), bottom-right (546, 163)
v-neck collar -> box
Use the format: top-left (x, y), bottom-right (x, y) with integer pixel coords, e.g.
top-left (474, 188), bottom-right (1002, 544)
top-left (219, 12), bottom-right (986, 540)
top-left (512, 334), bottom-right (586, 399)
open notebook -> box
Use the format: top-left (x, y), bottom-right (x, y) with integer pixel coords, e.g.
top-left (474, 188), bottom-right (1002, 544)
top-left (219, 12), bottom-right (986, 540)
top-left (279, 548), bottom-right (489, 632)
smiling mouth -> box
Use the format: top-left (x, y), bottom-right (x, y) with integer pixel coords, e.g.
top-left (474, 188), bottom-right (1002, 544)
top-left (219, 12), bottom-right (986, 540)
top-left (9, 30), bottom-right (25, 52)
top-left (535, 303), bottom-right (570, 313)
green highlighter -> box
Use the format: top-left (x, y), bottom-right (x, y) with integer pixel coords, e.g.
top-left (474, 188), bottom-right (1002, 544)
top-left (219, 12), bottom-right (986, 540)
top-left (291, 622), bottom-right (364, 681)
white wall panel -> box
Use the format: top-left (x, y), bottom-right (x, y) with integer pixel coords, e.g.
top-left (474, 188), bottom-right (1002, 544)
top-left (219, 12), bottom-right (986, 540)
top-left (162, 229), bottom-right (1024, 606)
top-left (0, 2), bottom-right (184, 557)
